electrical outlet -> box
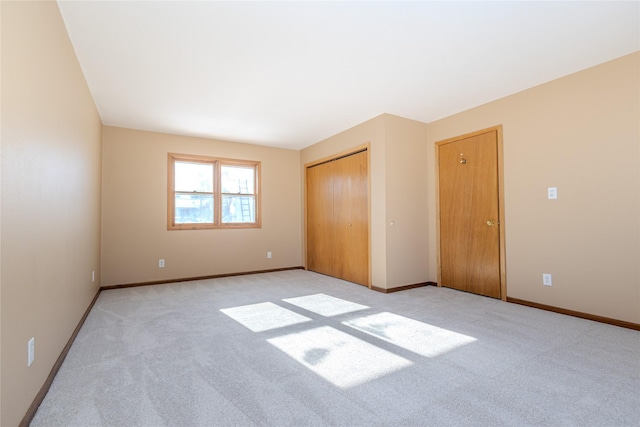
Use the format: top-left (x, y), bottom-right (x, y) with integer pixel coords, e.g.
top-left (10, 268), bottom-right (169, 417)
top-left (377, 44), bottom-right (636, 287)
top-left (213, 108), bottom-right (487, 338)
top-left (159, 259), bottom-right (165, 268)
top-left (267, 251), bottom-right (272, 259)
top-left (28, 337), bottom-right (35, 367)
top-left (543, 273), bottom-right (553, 286)
top-left (92, 270), bottom-right (95, 283)
top-left (548, 187), bottom-right (558, 200)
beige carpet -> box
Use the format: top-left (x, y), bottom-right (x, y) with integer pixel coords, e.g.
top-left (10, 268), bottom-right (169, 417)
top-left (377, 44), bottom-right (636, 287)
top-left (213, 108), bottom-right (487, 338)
top-left (31, 270), bottom-right (640, 426)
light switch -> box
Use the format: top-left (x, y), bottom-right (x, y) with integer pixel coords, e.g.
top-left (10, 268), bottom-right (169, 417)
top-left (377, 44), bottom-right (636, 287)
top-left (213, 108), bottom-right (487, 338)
top-left (547, 187), bottom-right (558, 200)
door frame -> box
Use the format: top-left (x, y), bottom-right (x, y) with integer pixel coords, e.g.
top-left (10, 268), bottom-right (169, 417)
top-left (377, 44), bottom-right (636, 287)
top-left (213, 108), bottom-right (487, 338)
top-left (435, 126), bottom-right (507, 300)
top-left (303, 143), bottom-right (371, 288)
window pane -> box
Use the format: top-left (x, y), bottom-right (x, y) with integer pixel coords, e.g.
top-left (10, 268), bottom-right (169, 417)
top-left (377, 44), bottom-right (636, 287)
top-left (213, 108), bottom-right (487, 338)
top-left (175, 194), bottom-right (214, 224)
top-left (221, 165), bottom-right (254, 194)
top-left (175, 161), bottom-right (213, 192)
top-left (222, 195), bottom-right (255, 223)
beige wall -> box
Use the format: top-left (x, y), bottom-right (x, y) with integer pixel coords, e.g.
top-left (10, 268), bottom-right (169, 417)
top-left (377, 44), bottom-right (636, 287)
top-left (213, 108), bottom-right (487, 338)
top-left (426, 52), bottom-right (640, 323)
top-left (384, 115), bottom-right (429, 287)
top-left (300, 114), bottom-right (430, 289)
top-left (1, 1), bottom-right (103, 425)
top-left (101, 126), bottom-right (302, 286)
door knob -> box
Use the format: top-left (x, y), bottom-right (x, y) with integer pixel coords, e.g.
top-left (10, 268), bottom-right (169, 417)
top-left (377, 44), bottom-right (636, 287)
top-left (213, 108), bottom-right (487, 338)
top-left (486, 220), bottom-right (496, 226)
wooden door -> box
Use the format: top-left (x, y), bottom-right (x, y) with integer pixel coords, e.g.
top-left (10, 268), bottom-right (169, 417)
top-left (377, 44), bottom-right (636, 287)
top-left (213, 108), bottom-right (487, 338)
top-left (333, 151), bottom-right (369, 286)
top-left (306, 160), bottom-right (335, 277)
top-left (306, 149), bottom-right (369, 287)
top-left (438, 129), bottom-right (502, 298)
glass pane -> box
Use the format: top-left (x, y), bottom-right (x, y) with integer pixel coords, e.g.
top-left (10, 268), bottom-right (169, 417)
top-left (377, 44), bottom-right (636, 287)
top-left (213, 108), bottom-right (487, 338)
top-left (175, 161), bottom-right (213, 192)
top-left (222, 195), bottom-right (255, 223)
top-left (175, 194), bottom-right (213, 224)
top-left (221, 165), bottom-right (254, 194)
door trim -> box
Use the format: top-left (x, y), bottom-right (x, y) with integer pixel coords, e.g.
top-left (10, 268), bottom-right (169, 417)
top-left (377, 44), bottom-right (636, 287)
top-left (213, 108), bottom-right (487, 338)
top-left (304, 144), bottom-right (369, 168)
top-left (435, 126), bottom-right (506, 300)
top-left (304, 143), bottom-right (371, 288)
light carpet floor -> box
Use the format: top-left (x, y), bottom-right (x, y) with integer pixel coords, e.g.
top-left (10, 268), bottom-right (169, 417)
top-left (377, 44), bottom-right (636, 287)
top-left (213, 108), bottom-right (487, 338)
top-left (31, 270), bottom-right (640, 426)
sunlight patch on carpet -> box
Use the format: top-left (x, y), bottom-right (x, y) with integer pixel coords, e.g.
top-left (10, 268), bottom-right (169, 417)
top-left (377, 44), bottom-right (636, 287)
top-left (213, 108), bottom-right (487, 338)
top-left (343, 312), bottom-right (476, 357)
top-left (220, 302), bottom-right (311, 332)
top-left (268, 326), bottom-right (412, 388)
top-left (282, 293), bottom-right (369, 317)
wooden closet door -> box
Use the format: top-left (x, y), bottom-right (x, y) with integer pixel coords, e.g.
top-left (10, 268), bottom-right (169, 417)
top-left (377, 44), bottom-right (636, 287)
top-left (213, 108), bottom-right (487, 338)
top-left (333, 151), bottom-right (369, 286)
top-left (306, 161), bottom-right (335, 277)
top-left (306, 150), bottom-right (369, 286)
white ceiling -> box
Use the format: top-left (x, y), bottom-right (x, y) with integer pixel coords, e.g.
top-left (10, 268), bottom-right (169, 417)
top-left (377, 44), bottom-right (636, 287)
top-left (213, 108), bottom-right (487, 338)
top-left (57, 1), bottom-right (639, 150)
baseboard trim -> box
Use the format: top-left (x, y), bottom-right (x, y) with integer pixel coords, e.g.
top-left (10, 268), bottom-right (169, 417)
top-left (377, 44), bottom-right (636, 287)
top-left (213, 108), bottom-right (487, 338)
top-left (20, 289), bottom-right (102, 427)
top-left (371, 282), bottom-right (432, 294)
top-left (100, 266), bottom-right (305, 291)
top-left (507, 297), bottom-right (640, 331)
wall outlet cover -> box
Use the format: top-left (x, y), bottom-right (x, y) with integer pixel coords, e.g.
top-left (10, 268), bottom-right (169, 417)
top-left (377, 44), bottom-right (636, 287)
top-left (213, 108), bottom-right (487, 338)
top-left (28, 337), bottom-right (35, 367)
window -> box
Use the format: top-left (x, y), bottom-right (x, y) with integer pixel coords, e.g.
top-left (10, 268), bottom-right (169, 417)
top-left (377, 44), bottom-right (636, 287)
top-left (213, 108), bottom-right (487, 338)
top-left (168, 153), bottom-right (260, 230)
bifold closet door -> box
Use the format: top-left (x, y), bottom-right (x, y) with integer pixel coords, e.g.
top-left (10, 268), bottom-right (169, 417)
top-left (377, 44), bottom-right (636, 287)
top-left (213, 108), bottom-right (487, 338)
top-left (306, 150), bottom-right (369, 287)
top-left (333, 151), bottom-right (368, 286)
top-left (306, 160), bottom-right (335, 277)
